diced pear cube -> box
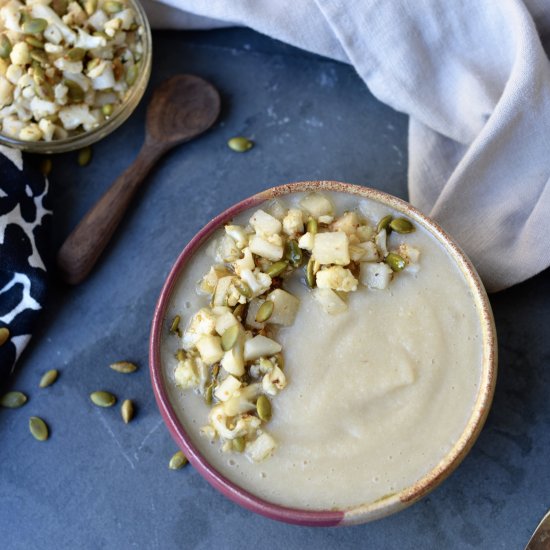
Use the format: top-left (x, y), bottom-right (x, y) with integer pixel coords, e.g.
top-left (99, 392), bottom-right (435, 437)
top-left (214, 375), bottom-right (242, 402)
top-left (360, 262), bottom-right (393, 290)
top-left (221, 338), bottom-right (245, 376)
top-left (266, 199), bottom-right (288, 220)
top-left (358, 241), bottom-right (379, 262)
top-left (215, 312), bottom-right (239, 336)
top-left (313, 288), bottom-right (348, 315)
top-left (174, 358), bottom-right (199, 389)
top-left (199, 265), bottom-right (229, 295)
top-left (357, 224), bottom-right (375, 242)
top-left (246, 432), bottom-right (277, 462)
top-left (316, 266), bottom-right (358, 292)
top-left (330, 211), bottom-right (360, 235)
top-left (282, 208), bottom-right (304, 236)
top-left (213, 275), bottom-right (235, 306)
top-left (249, 235), bottom-right (284, 261)
top-left (217, 234), bottom-right (241, 262)
top-left (267, 289), bottom-right (300, 326)
top-left (246, 298), bottom-right (266, 330)
top-left (298, 231), bottom-right (315, 252)
top-left (225, 225), bottom-right (249, 249)
top-left (196, 334), bottom-right (224, 365)
top-left (312, 232), bottom-right (350, 265)
top-left (249, 209), bottom-right (282, 235)
top-left (299, 192), bottom-right (334, 218)
top-left (244, 335), bottom-right (282, 361)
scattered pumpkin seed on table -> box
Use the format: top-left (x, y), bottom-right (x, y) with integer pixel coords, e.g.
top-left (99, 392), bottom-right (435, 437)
top-left (169, 450), bottom-right (188, 470)
top-left (90, 391), bottom-right (117, 407)
top-left (0, 327), bottom-right (10, 346)
top-left (109, 361), bottom-right (138, 374)
top-left (77, 146), bottom-right (92, 167)
top-left (29, 416), bottom-right (49, 441)
top-left (0, 391), bottom-right (27, 408)
top-left (40, 158), bottom-right (52, 176)
top-left (39, 369), bottom-right (58, 388)
top-left (121, 399), bottom-right (134, 424)
top-left (227, 136), bottom-right (254, 153)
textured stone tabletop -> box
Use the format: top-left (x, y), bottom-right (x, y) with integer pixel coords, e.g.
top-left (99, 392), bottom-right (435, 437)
top-left (1, 28), bottom-right (549, 550)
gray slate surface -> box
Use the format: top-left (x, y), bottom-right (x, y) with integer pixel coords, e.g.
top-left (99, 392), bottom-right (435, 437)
top-left (1, 28), bottom-right (549, 550)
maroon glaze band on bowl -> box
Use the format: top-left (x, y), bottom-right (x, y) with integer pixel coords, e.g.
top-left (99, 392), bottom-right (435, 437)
top-left (149, 181), bottom-right (497, 527)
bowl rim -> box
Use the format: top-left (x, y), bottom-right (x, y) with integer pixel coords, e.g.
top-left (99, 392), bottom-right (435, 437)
top-left (0, 0), bottom-right (153, 154)
top-left (149, 181), bottom-right (497, 527)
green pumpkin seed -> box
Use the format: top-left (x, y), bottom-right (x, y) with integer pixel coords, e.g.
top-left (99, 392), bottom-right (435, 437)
top-left (204, 384), bottom-right (213, 404)
top-left (234, 280), bottom-right (252, 299)
top-left (285, 240), bottom-right (302, 267)
top-left (0, 35), bottom-right (12, 59)
top-left (77, 146), bottom-right (92, 167)
top-left (266, 260), bottom-right (288, 278)
top-left (84, 0), bottom-right (97, 15)
top-left (104, 0), bottom-right (122, 13)
top-left (377, 214), bottom-right (393, 234)
top-left (389, 217), bottom-right (415, 234)
top-left (176, 349), bottom-right (186, 361)
top-left (306, 217), bottom-right (318, 235)
top-left (233, 436), bottom-right (245, 453)
top-left (212, 364), bottom-right (220, 380)
top-left (102, 103), bottom-right (113, 117)
top-left (0, 391), bottom-right (27, 408)
top-left (121, 399), bottom-right (134, 424)
top-left (385, 252), bottom-right (406, 272)
top-left (109, 361), bottom-right (138, 374)
top-left (25, 36), bottom-right (44, 48)
top-left (169, 315), bottom-right (181, 335)
top-left (90, 391), bottom-right (116, 407)
top-left (169, 450), bottom-right (188, 470)
top-left (255, 300), bottom-right (274, 323)
top-left (125, 63), bottom-right (139, 86)
top-left (66, 47), bottom-right (86, 61)
top-left (221, 325), bottom-right (239, 351)
top-left (233, 303), bottom-right (246, 321)
top-left (306, 256), bottom-right (316, 288)
top-left (273, 352), bottom-right (284, 370)
top-left (30, 50), bottom-right (48, 64)
top-left (29, 416), bottom-right (49, 441)
top-left (40, 158), bottom-right (52, 176)
top-left (35, 80), bottom-right (54, 101)
top-left (227, 136), bottom-right (253, 153)
top-left (39, 369), bottom-right (58, 388)
top-left (51, 0), bottom-right (68, 15)
top-left (64, 79), bottom-right (85, 102)
top-left (0, 327), bottom-right (10, 346)
top-left (256, 395), bottom-right (272, 422)
top-left (23, 18), bottom-right (48, 34)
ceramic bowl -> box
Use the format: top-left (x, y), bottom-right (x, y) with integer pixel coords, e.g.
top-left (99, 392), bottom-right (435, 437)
top-left (149, 181), bottom-right (497, 526)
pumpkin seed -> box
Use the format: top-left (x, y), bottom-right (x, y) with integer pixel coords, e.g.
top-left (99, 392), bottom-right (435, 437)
top-left (221, 324), bottom-right (239, 351)
top-left (66, 47), bottom-right (86, 61)
top-left (285, 240), bottom-right (302, 267)
top-left (256, 395), bottom-right (272, 422)
top-left (389, 217), bottom-right (415, 234)
top-left (233, 436), bottom-right (245, 452)
top-left (176, 349), bottom-right (186, 361)
top-left (30, 50), bottom-right (48, 64)
top-left (385, 252), bottom-right (406, 272)
top-left (0, 327), bottom-right (10, 346)
top-left (29, 416), bottom-right (49, 441)
top-left (87, 57), bottom-right (100, 71)
top-left (273, 352), bottom-right (284, 370)
top-left (64, 79), bottom-right (85, 102)
top-left (51, 0), bottom-right (68, 15)
top-left (39, 369), bottom-right (58, 388)
top-left (109, 361), bottom-right (137, 374)
top-left (125, 63), bottom-right (138, 86)
top-left (83, 0), bottom-right (97, 15)
top-left (169, 315), bottom-right (181, 336)
top-left (233, 303), bottom-right (246, 321)
top-left (40, 158), bottom-right (52, 176)
top-left (35, 80), bottom-right (53, 101)
top-left (90, 391), bottom-right (116, 407)
top-left (266, 260), bottom-right (288, 278)
top-left (169, 450), bottom-right (188, 470)
top-left (234, 280), bottom-right (252, 298)
top-left (306, 217), bottom-right (318, 235)
top-left (306, 256), bottom-right (316, 288)
top-left (102, 103), bottom-right (113, 117)
top-left (0, 35), bottom-right (12, 59)
top-left (377, 214), bottom-right (393, 233)
top-left (227, 136), bottom-right (253, 153)
top-left (204, 384), bottom-right (213, 404)
top-left (77, 146), bottom-right (92, 167)
top-left (255, 300), bottom-right (274, 323)
top-left (25, 36), bottom-right (44, 48)
top-left (121, 399), bottom-right (134, 424)
top-left (23, 18), bottom-right (48, 34)
top-left (0, 391), bottom-right (27, 408)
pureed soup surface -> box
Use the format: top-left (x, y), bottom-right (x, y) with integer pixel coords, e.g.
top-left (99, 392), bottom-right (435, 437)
top-left (161, 190), bottom-right (483, 510)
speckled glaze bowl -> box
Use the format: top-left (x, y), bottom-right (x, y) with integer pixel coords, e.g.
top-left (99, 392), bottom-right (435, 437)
top-left (149, 181), bottom-right (497, 526)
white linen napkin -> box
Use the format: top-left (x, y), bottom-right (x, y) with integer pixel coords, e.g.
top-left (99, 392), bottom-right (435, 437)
top-left (143, 0), bottom-right (550, 292)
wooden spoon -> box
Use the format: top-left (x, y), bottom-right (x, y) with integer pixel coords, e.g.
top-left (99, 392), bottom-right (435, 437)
top-left (57, 74), bottom-right (221, 285)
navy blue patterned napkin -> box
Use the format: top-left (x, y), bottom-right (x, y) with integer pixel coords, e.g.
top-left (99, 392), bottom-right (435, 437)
top-left (0, 149), bottom-right (51, 380)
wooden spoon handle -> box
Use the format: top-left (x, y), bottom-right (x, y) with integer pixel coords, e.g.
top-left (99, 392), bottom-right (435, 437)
top-left (57, 144), bottom-right (163, 284)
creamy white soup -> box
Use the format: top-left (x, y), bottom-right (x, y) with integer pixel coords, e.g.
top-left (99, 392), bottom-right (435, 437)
top-left (161, 191), bottom-right (482, 510)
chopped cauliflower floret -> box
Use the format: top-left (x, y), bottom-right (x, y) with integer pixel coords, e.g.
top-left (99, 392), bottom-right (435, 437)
top-left (216, 235), bottom-right (241, 263)
top-left (246, 432), bottom-right (276, 462)
top-left (29, 97), bottom-right (58, 120)
top-left (233, 247), bottom-right (255, 276)
top-left (312, 231), bottom-right (350, 266)
top-left (282, 208), bottom-right (304, 236)
top-left (214, 376), bottom-right (241, 403)
top-left (225, 225), bottom-right (249, 249)
top-left (38, 118), bottom-right (56, 141)
top-left (182, 307), bottom-right (217, 350)
top-left (174, 357), bottom-right (200, 389)
top-left (262, 365), bottom-right (286, 396)
top-left (316, 266), bottom-right (358, 292)
top-left (298, 231), bottom-right (314, 252)
top-left (239, 269), bottom-right (272, 298)
top-left (19, 123), bottom-right (42, 141)
top-left (58, 104), bottom-right (97, 131)
top-left (9, 42), bottom-right (30, 65)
